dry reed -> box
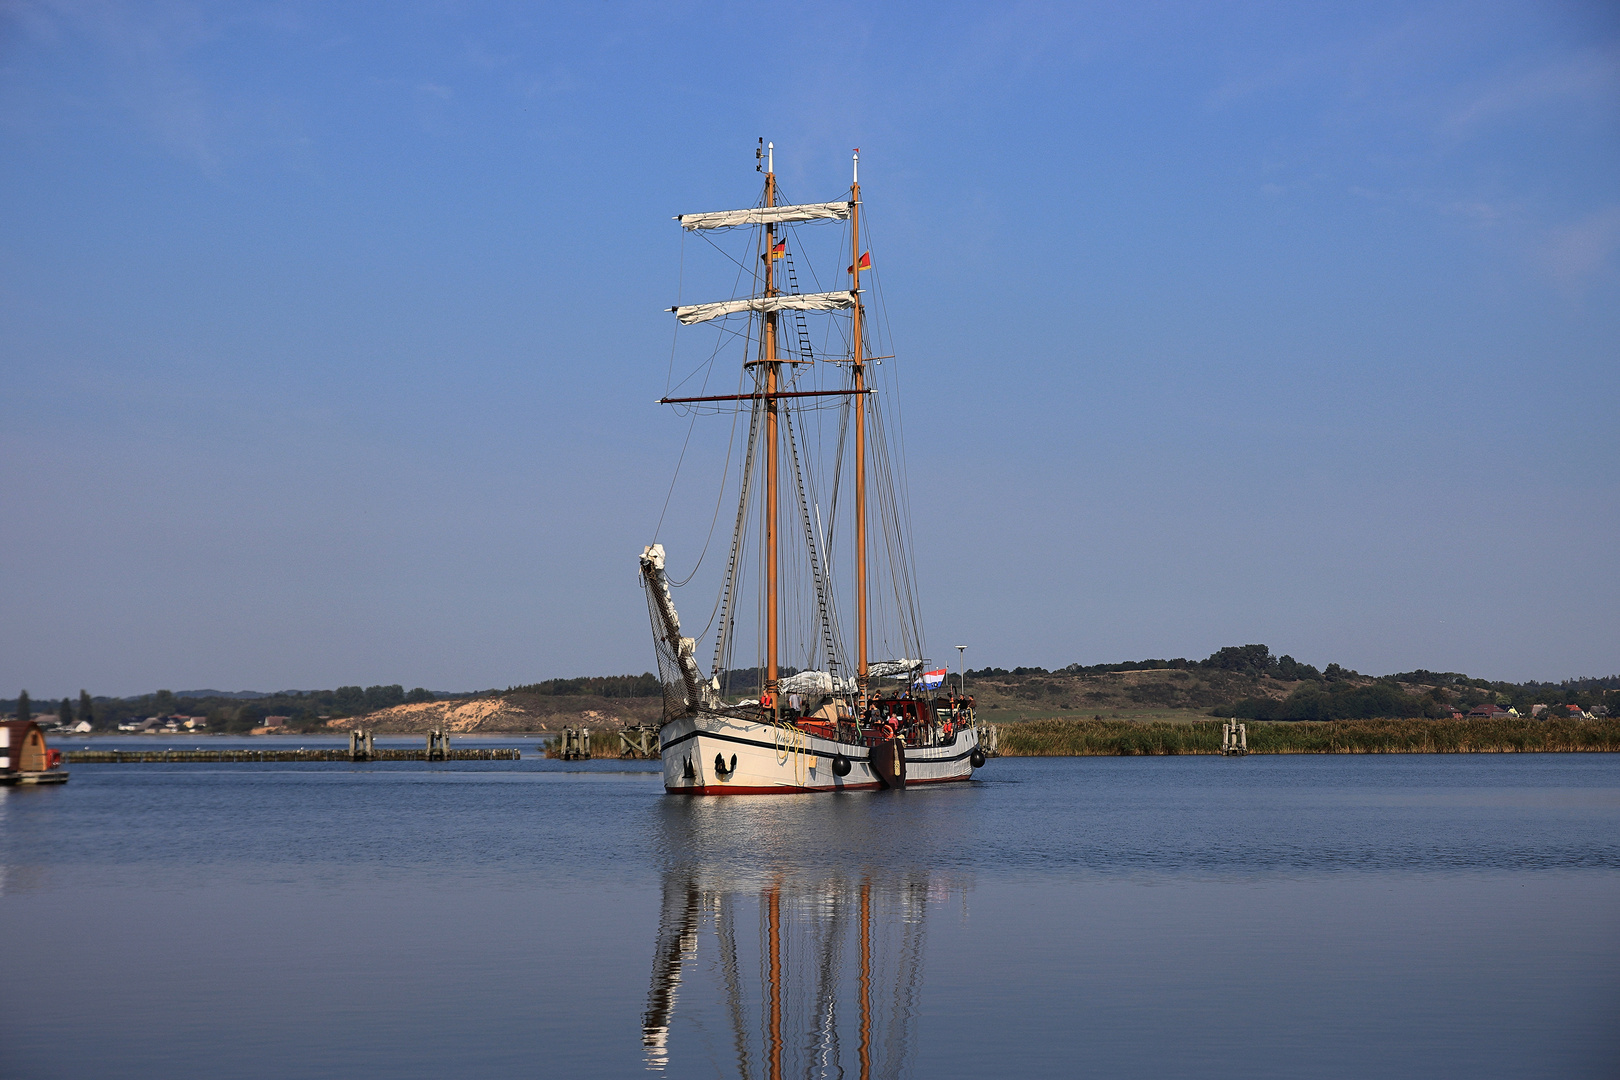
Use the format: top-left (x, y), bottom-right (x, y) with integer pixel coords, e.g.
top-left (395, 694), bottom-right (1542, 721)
top-left (996, 717), bottom-right (1620, 756)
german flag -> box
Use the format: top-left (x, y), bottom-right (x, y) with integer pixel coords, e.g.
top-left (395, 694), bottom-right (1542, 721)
top-left (765, 239), bottom-right (786, 260)
top-left (847, 251), bottom-right (871, 274)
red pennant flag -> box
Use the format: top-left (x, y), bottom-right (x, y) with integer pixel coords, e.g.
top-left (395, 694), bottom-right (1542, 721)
top-left (847, 251), bottom-right (871, 274)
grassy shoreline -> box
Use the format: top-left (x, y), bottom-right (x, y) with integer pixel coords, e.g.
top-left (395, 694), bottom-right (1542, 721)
top-left (996, 717), bottom-right (1620, 756)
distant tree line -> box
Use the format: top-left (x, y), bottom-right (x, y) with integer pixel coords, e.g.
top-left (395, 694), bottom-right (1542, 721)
top-left (506, 673), bottom-right (663, 698)
top-left (968, 644), bottom-right (1341, 683)
top-left (503, 669), bottom-right (804, 700)
top-left (1215, 682), bottom-right (1445, 721)
top-left (966, 644), bottom-right (1620, 720)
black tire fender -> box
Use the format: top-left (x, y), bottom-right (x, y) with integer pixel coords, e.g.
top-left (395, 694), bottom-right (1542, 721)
top-left (832, 754), bottom-right (852, 777)
top-left (970, 749), bottom-right (986, 769)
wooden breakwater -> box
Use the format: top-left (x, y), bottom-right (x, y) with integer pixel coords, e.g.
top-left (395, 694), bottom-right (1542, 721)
top-left (66, 748), bottom-right (521, 764)
top-left (996, 717), bottom-right (1620, 756)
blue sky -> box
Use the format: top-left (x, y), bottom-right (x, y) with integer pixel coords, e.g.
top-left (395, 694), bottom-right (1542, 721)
top-left (2, 1), bottom-right (1616, 697)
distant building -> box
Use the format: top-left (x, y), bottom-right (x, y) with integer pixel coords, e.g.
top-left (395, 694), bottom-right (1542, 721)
top-left (1468, 704), bottom-right (1509, 718)
top-left (1531, 704), bottom-right (1548, 717)
top-left (263, 716), bottom-right (289, 729)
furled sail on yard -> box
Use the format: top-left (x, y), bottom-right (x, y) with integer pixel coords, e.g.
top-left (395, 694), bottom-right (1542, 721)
top-left (778, 670), bottom-right (857, 696)
top-left (677, 201), bottom-right (851, 230)
top-left (671, 290), bottom-right (856, 326)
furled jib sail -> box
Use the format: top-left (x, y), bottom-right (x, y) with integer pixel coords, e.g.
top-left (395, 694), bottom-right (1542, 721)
top-left (672, 290), bottom-right (856, 326)
top-left (677, 201), bottom-right (852, 231)
top-left (640, 544), bottom-right (720, 717)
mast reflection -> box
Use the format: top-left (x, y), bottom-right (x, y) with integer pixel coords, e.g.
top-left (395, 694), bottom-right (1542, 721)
top-left (642, 858), bottom-right (961, 1078)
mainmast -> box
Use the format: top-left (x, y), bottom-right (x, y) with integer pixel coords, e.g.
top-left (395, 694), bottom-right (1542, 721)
top-left (763, 143), bottom-right (781, 722)
top-left (851, 149), bottom-right (869, 710)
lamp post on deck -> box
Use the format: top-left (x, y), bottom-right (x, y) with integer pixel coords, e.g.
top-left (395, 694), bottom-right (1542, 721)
top-left (955, 645), bottom-right (967, 696)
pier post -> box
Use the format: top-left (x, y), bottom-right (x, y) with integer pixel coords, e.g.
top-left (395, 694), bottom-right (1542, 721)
top-left (1221, 723), bottom-right (1248, 756)
top-left (426, 728), bottom-right (448, 761)
top-left (560, 727), bottom-right (594, 760)
top-left (349, 729), bottom-right (374, 761)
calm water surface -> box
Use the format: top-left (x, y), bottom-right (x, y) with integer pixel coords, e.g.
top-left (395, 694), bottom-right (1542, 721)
top-left (3, 739), bottom-right (1617, 1079)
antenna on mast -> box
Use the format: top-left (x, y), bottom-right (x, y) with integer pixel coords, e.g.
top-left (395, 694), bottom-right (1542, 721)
top-left (767, 141), bottom-right (773, 173)
top-left (756, 137), bottom-right (763, 172)
top-left (853, 148), bottom-right (859, 184)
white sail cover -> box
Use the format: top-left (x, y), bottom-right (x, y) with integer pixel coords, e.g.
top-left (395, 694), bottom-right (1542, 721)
top-left (778, 670), bottom-right (857, 697)
top-left (678, 201), bottom-right (852, 231)
top-left (867, 659), bottom-right (923, 678)
top-left (673, 291), bottom-right (856, 326)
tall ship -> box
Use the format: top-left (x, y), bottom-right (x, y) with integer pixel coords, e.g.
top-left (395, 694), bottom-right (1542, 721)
top-left (638, 144), bottom-right (987, 793)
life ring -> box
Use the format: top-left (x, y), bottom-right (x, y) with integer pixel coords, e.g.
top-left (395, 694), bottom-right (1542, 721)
top-left (970, 749), bottom-right (986, 769)
top-left (832, 755), bottom-right (852, 777)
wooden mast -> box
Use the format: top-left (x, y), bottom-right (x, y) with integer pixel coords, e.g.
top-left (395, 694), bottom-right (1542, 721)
top-left (763, 144), bottom-right (781, 721)
top-left (851, 149), bottom-right (868, 711)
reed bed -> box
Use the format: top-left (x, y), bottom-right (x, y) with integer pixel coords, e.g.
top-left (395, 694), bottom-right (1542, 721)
top-left (996, 717), bottom-right (1620, 756)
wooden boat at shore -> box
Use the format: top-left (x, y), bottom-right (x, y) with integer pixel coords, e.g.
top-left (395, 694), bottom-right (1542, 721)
top-left (638, 145), bottom-right (986, 794)
top-left (1, 720), bottom-right (70, 785)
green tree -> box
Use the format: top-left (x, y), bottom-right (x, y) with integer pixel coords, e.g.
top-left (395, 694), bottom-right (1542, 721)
top-left (79, 689), bottom-right (94, 728)
top-left (59, 697), bottom-right (73, 725)
top-left (1275, 655), bottom-right (1322, 681)
top-left (231, 703), bottom-right (264, 733)
top-left (17, 690), bottom-right (30, 723)
top-left (151, 689), bottom-right (177, 716)
top-left (405, 687), bottom-right (435, 703)
top-left (1203, 645), bottom-right (1275, 676)
top-left (363, 685), bottom-right (405, 711)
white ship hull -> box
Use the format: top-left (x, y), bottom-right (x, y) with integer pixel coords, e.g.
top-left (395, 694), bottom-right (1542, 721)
top-left (660, 711), bottom-right (981, 794)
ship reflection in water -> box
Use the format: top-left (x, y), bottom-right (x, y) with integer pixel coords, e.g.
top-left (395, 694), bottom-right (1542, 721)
top-left (643, 802), bottom-right (971, 1078)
